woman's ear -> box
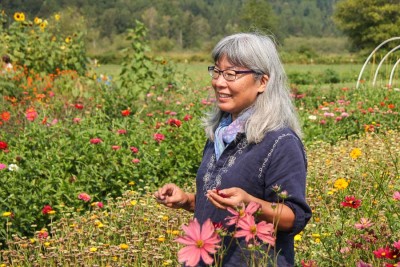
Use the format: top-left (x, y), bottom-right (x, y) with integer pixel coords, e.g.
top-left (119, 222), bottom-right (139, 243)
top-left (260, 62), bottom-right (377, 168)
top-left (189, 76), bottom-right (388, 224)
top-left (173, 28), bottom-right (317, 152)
top-left (257, 74), bottom-right (269, 93)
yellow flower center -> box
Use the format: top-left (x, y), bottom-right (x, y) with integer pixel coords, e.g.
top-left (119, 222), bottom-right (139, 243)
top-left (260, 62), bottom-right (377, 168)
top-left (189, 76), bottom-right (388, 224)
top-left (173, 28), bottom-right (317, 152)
top-left (250, 225), bottom-right (257, 235)
top-left (196, 240), bottom-right (204, 248)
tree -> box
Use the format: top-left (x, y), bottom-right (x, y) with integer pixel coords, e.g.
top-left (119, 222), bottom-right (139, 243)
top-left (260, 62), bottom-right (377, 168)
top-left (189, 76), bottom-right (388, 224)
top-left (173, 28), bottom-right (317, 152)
top-left (333, 0), bottom-right (400, 52)
top-left (239, 0), bottom-right (279, 39)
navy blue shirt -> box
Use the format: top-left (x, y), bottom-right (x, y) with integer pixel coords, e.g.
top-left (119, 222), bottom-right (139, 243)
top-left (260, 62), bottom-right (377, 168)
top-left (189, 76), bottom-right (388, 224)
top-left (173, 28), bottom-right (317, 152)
top-left (194, 128), bottom-right (311, 266)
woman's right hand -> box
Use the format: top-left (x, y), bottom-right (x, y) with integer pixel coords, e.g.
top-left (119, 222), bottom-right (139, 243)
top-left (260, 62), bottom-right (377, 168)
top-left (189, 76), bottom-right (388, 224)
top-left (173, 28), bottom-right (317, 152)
top-left (154, 183), bottom-right (188, 209)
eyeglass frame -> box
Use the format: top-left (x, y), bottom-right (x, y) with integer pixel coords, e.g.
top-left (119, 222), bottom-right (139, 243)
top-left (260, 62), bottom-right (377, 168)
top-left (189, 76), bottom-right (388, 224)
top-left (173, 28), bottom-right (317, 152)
top-left (208, 66), bottom-right (260, 81)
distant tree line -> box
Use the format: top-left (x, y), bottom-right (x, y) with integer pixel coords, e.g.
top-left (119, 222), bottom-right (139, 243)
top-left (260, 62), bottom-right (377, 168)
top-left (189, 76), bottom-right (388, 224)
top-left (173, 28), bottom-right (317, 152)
top-left (1, 0), bottom-right (399, 55)
top-left (0, 0), bottom-right (340, 51)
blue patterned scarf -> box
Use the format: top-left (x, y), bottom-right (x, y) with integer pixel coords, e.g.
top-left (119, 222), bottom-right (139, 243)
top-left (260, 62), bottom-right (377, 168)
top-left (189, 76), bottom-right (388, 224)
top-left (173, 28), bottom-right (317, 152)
top-left (214, 108), bottom-right (253, 160)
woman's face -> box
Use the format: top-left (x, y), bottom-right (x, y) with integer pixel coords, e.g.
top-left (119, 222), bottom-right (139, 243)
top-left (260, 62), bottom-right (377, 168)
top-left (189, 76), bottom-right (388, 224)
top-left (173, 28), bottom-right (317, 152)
top-left (212, 56), bottom-right (268, 120)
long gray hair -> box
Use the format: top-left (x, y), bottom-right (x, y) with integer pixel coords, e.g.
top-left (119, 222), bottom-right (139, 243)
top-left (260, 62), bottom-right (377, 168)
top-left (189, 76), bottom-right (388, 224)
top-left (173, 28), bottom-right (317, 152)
top-left (203, 32), bottom-right (302, 143)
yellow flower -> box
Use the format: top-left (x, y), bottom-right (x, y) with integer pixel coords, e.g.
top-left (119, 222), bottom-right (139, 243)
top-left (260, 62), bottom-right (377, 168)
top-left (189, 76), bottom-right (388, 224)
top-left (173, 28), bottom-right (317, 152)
top-left (312, 233), bottom-right (321, 238)
top-left (294, 234), bottom-right (302, 241)
top-left (54, 13), bottom-right (61, 21)
top-left (157, 236), bottom-right (165, 242)
top-left (65, 36), bottom-right (72, 43)
top-left (162, 215), bottom-right (169, 221)
top-left (172, 230), bottom-right (180, 236)
top-left (14, 12), bottom-right (25, 22)
top-left (48, 210), bottom-right (56, 215)
top-left (163, 260), bottom-right (173, 266)
top-left (315, 238), bottom-right (321, 243)
top-left (350, 148), bottom-right (362, 159)
top-left (34, 17), bottom-right (42, 24)
top-left (44, 242), bottom-right (51, 247)
top-left (130, 200), bottom-right (137, 206)
top-left (333, 178), bottom-right (349, 190)
top-left (119, 243), bottom-right (129, 250)
top-left (2, 212), bottom-right (12, 217)
top-left (90, 247), bottom-right (98, 252)
top-left (112, 256), bottom-right (118, 261)
top-left (128, 181), bottom-right (135, 186)
top-left (40, 22), bottom-right (47, 31)
top-left (30, 238), bottom-right (36, 244)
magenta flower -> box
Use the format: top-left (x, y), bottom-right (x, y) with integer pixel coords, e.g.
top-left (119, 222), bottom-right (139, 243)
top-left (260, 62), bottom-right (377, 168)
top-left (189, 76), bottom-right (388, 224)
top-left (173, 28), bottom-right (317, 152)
top-left (132, 158), bottom-right (140, 164)
top-left (90, 138), bottom-right (102, 144)
top-left (226, 201), bottom-right (260, 226)
top-left (354, 218), bottom-right (374, 230)
top-left (78, 193), bottom-right (91, 202)
top-left (234, 214), bottom-right (275, 246)
top-left (175, 218), bottom-right (221, 267)
top-left (393, 191), bottom-right (400, 201)
top-left (356, 260), bottom-right (373, 267)
top-left (0, 163), bottom-right (6, 170)
top-left (130, 146), bottom-right (139, 154)
top-left (153, 133), bottom-right (165, 143)
top-left (393, 240), bottom-right (400, 250)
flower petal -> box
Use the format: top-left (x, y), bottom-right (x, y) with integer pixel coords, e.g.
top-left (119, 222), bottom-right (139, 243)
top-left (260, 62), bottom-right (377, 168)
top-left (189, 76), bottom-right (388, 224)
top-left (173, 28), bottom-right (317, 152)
top-left (178, 246), bottom-right (201, 267)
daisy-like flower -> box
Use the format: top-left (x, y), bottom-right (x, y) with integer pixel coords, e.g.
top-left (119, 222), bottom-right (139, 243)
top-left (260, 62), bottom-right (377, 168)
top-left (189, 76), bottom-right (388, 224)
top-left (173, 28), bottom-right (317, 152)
top-left (226, 202), bottom-right (260, 226)
top-left (153, 133), bottom-right (165, 143)
top-left (175, 218), bottom-right (220, 267)
top-left (393, 191), bottom-right (400, 201)
top-left (341, 195), bottom-right (361, 209)
top-left (8, 164), bottom-right (19, 172)
top-left (78, 192), bottom-right (91, 202)
top-left (90, 138), bottom-right (102, 144)
top-left (334, 178), bottom-right (349, 190)
top-left (354, 218), bottom-right (374, 230)
top-left (350, 148), bottom-right (362, 159)
top-left (14, 12), bottom-right (25, 22)
top-left (234, 214), bottom-right (275, 246)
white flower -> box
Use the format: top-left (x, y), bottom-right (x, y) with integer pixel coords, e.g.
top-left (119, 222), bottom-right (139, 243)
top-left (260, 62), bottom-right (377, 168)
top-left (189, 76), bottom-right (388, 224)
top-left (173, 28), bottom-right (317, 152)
top-left (8, 164), bottom-right (19, 172)
top-left (308, 115), bottom-right (317, 121)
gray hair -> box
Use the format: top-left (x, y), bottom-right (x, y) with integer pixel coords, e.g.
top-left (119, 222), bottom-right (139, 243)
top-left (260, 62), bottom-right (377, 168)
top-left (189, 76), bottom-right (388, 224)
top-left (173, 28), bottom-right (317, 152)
top-left (203, 32), bottom-right (302, 143)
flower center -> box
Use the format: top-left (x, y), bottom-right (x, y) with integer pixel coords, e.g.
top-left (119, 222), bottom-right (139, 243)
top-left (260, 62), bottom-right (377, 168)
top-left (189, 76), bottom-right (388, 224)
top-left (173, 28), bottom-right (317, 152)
top-left (250, 225), bottom-right (257, 235)
top-left (196, 240), bottom-right (204, 248)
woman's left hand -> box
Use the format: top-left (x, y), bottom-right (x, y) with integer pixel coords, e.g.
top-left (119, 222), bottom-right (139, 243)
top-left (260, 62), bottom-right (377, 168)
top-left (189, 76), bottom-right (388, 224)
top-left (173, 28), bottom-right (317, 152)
top-left (206, 187), bottom-right (250, 210)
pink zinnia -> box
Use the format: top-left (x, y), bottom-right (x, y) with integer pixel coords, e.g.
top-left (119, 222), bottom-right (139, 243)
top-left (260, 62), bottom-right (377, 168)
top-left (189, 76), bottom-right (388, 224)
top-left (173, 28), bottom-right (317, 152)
top-left (354, 218), bottom-right (374, 230)
top-left (393, 191), bottom-right (400, 201)
top-left (111, 145), bottom-right (120, 150)
top-left (234, 214), bottom-right (275, 246)
top-left (117, 129), bottom-right (127, 135)
top-left (226, 201), bottom-right (260, 226)
top-left (130, 146), bottom-right (139, 154)
top-left (78, 192), bottom-right (91, 202)
top-left (153, 133), bottom-right (165, 143)
top-left (25, 108), bottom-right (38, 121)
top-left (175, 218), bottom-right (220, 267)
top-left (132, 158), bottom-right (140, 164)
top-left (90, 138), bottom-right (102, 144)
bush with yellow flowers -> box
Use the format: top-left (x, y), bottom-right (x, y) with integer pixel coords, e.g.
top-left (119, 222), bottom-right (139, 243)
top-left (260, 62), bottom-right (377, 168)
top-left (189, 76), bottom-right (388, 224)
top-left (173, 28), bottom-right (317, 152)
top-left (0, 10), bottom-right (87, 75)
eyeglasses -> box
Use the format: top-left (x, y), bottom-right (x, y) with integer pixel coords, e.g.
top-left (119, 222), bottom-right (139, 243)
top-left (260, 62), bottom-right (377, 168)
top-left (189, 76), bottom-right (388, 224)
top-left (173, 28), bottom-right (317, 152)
top-left (208, 66), bottom-right (258, 81)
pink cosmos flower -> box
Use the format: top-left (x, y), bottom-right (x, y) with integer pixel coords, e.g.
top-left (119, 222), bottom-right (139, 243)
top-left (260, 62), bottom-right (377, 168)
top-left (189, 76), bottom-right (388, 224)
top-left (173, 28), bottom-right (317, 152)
top-left (90, 138), bottom-right (102, 144)
top-left (354, 218), bottom-right (374, 230)
top-left (234, 214), bottom-right (275, 246)
top-left (226, 202), bottom-right (260, 226)
top-left (153, 133), bottom-right (165, 143)
top-left (393, 191), bottom-right (400, 201)
top-left (175, 218), bottom-right (220, 267)
top-left (78, 192), bottom-right (91, 202)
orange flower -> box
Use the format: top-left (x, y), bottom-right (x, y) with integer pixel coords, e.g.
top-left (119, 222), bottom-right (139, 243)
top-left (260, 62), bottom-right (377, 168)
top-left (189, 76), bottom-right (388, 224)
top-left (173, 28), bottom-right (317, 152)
top-left (1, 112), bottom-right (10, 121)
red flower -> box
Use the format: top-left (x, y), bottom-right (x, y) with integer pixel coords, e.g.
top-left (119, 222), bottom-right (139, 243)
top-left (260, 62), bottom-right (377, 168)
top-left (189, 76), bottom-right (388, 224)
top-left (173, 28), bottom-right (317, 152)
top-left (41, 205), bottom-right (53, 215)
top-left (167, 118), bottom-right (182, 127)
top-left (90, 138), bottom-right (102, 144)
top-left (130, 147), bottom-right (139, 154)
top-left (153, 133), bottom-right (165, 143)
top-left (121, 109), bottom-right (130, 116)
top-left (74, 103), bottom-right (84, 109)
top-left (301, 259), bottom-right (318, 267)
top-left (388, 103), bottom-right (395, 109)
top-left (132, 158), bottom-right (140, 164)
top-left (78, 192), bottom-right (91, 202)
top-left (373, 247), bottom-right (394, 259)
top-left (341, 195), bottom-right (361, 208)
top-left (111, 145), bottom-right (120, 150)
top-left (37, 230), bottom-right (49, 239)
top-left (25, 108), bottom-right (38, 122)
top-left (0, 141), bottom-right (8, 150)
top-left (184, 114), bottom-right (192, 121)
top-left (117, 129), bottom-right (127, 134)
top-left (1, 111), bottom-right (10, 121)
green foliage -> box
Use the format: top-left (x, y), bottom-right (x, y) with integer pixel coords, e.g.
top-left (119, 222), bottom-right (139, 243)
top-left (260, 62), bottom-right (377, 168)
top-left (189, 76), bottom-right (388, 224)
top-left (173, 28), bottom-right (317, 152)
top-left (118, 20), bottom-right (183, 102)
top-left (333, 0), bottom-right (400, 52)
top-left (0, 11), bottom-right (87, 75)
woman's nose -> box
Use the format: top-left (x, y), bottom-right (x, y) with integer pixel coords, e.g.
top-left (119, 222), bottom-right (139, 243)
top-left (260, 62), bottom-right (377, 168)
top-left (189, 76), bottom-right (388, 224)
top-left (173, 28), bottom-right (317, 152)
top-left (213, 74), bottom-right (227, 88)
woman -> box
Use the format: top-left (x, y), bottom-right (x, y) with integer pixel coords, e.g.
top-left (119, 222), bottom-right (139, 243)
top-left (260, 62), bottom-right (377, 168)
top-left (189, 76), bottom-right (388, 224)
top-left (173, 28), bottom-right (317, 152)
top-left (154, 32), bottom-right (311, 266)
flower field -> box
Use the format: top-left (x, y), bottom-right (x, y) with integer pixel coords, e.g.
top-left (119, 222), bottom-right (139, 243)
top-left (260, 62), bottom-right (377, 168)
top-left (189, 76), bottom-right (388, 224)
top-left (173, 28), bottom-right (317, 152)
top-left (1, 11), bottom-right (400, 267)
